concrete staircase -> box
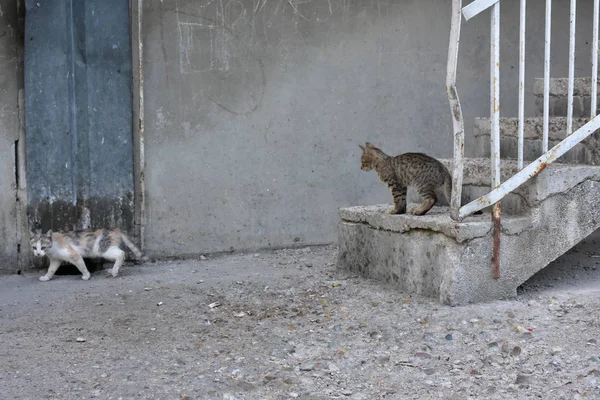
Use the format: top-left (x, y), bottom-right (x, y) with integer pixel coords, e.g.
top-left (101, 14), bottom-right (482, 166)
top-left (338, 78), bottom-right (600, 305)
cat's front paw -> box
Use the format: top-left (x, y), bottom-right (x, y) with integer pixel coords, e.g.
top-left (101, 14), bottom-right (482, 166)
top-left (110, 269), bottom-right (119, 278)
top-left (39, 275), bottom-right (50, 282)
top-left (81, 274), bottom-right (91, 281)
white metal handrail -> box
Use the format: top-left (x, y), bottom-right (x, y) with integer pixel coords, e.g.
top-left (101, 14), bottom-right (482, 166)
top-left (448, 0), bottom-right (600, 221)
top-left (447, 0), bottom-right (465, 221)
top-left (447, 0), bottom-right (600, 277)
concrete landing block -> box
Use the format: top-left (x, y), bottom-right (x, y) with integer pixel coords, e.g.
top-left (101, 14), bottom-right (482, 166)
top-left (337, 204), bottom-right (531, 305)
top-left (338, 182), bottom-right (600, 305)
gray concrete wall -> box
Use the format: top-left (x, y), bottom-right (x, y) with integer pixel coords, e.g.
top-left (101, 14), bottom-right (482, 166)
top-left (141, 0), bottom-right (597, 257)
top-left (0, 0), bottom-right (25, 273)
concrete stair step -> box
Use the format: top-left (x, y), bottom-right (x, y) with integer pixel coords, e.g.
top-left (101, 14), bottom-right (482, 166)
top-left (338, 168), bottom-right (600, 304)
top-left (533, 95), bottom-right (599, 118)
top-left (438, 158), bottom-right (526, 214)
top-left (533, 77), bottom-right (600, 117)
top-left (533, 77), bottom-right (600, 97)
top-left (473, 117), bottom-right (593, 140)
top-left (472, 135), bottom-right (596, 164)
top-left (473, 117), bottom-right (600, 164)
top-left (389, 157), bottom-right (600, 215)
top-left (339, 204), bottom-right (531, 243)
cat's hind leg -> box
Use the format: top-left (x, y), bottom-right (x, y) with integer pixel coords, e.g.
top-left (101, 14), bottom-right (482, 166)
top-left (68, 251), bottom-right (91, 280)
top-left (411, 188), bottom-right (437, 216)
top-left (103, 246), bottom-right (126, 277)
top-left (39, 260), bottom-right (61, 281)
top-left (389, 182), bottom-right (407, 214)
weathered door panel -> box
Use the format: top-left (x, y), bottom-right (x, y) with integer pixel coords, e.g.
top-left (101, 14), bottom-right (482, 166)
top-left (25, 0), bottom-right (134, 233)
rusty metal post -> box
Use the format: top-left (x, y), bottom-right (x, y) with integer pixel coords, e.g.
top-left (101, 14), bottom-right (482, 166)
top-left (491, 203), bottom-right (501, 279)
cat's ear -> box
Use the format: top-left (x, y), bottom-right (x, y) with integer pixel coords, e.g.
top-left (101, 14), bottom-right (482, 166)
top-left (365, 142), bottom-right (375, 149)
top-left (46, 229), bottom-right (53, 238)
top-left (359, 144), bottom-right (366, 151)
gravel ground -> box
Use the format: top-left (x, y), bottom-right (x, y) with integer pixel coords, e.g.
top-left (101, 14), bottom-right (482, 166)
top-left (1, 239), bottom-right (600, 400)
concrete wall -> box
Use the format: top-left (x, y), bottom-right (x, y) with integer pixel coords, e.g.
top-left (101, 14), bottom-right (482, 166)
top-left (141, 0), bottom-right (597, 257)
top-left (0, 0), bottom-right (25, 273)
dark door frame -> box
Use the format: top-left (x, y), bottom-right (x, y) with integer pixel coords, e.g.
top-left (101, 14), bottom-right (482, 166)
top-left (131, 0), bottom-right (145, 250)
top-left (20, 0), bottom-right (146, 264)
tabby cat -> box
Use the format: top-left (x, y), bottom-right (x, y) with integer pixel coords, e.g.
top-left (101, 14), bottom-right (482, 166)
top-left (30, 228), bottom-right (146, 281)
top-left (359, 142), bottom-right (460, 216)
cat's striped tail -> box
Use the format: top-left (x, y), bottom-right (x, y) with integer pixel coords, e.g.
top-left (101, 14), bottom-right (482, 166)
top-left (443, 175), bottom-right (453, 206)
top-left (121, 233), bottom-right (148, 261)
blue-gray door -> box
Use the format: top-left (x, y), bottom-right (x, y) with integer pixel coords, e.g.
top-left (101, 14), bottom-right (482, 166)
top-left (25, 0), bottom-right (134, 234)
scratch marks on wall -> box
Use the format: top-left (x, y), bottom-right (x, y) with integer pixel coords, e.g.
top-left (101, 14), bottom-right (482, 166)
top-left (178, 21), bottom-right (228, 74)
top-left (169, 0), bottom-right (394, 116)
top-left (253, 0), bottom-right (268, 16)
top-left (225, 0), bottom-right (246, 27)
top-left (155, 106), bottom-right (173, 131)
top-left (175, 1), bottom-right (266, 115)
top-left (286, 0), bottom-right (332, 23)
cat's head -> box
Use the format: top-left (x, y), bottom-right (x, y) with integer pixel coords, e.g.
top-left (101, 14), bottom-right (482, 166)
top-left (359, 142), bottom-right (381, 171)
top-left (29, 230), bottom-right (53, 257)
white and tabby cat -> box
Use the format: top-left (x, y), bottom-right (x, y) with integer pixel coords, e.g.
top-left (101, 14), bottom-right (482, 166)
top-left (30, 228), bottom-right (146, 281)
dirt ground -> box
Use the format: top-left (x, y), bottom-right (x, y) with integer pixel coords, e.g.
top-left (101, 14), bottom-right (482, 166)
top-left (2, 238), bottom-right (600, 400)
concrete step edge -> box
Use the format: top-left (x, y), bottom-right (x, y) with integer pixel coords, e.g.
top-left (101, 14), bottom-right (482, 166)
top-left (473, 117), bottom-right (595, 140)
top-left (533, 77), bottom-right (599, 97)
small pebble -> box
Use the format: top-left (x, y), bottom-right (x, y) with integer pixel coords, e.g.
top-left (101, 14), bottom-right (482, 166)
top-left (76, 337), bottom-right (86, 342)
top-left (515, 374), bottom-right (532, 385)
top-left (284, 377), bottom-right (301, 385)
top-left (515, 326), bottom-right (528, 334)
top-left (445, 334), bottom-right (453, 341)
top-left (299, 364), bottom-right (314, 372)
